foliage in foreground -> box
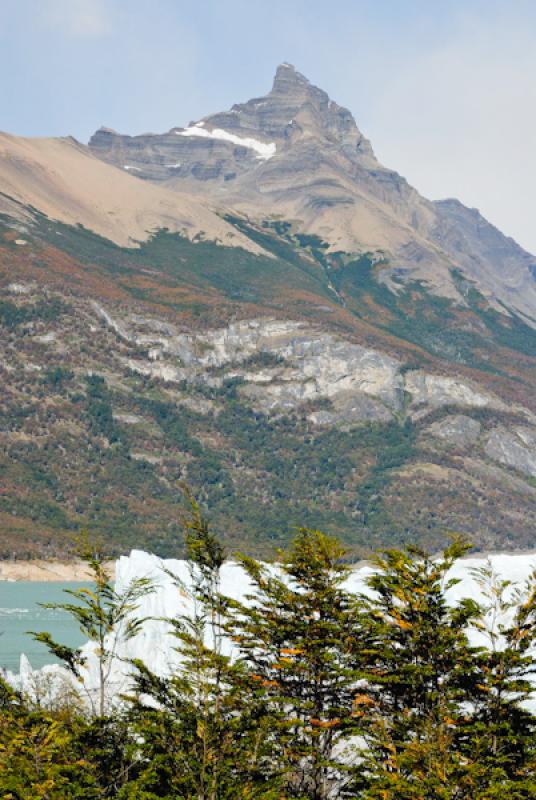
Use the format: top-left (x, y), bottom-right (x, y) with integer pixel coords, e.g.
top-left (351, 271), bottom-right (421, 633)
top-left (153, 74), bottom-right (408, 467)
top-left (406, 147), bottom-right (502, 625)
top-left (1, 508), bottom-right (536, 799)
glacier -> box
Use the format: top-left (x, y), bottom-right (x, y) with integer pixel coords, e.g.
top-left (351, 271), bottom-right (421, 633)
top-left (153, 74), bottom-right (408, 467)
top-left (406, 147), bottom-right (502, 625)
top-left (7, 549), bottom-right (536, 711)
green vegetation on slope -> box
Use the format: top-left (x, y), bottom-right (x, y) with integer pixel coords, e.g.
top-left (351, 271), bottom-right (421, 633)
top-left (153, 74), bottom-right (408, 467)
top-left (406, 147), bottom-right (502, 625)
top-left (2, 213), bottom-right (536, 558)
top-left (33, 214), bottom-right (334, 311)
top-left (0, 297), bottom-right (68, 328)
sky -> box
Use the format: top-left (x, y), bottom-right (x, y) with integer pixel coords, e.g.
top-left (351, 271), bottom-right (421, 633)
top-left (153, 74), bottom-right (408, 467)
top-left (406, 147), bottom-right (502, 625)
top-left (2, 0), bottom-right (536, 252)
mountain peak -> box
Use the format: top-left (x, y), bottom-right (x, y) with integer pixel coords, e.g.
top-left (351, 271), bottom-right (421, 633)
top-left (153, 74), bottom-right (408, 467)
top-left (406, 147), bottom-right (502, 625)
top-left (89, 61), bottom-right (378, 190)
top-left (271, 63), bottom-right (312, 93)
top-left (270, 63), bottom-right (331, 109)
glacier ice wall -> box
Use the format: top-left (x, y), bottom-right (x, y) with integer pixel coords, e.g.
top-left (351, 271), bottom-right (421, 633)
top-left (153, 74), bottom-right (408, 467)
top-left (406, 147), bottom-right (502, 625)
top-left (9, 549), bottom-right (536, 710)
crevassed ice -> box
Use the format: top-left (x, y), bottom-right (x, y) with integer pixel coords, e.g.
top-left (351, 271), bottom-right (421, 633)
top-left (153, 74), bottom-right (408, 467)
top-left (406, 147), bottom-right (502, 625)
top-left (8, 550), bottom-right (536, 711)
top-left (176, 125), bottom-right (276, 160)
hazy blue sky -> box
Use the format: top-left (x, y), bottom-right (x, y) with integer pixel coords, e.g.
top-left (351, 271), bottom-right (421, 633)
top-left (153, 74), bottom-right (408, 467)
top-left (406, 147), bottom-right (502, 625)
top-left (2, 1), bottom-right (536, 252)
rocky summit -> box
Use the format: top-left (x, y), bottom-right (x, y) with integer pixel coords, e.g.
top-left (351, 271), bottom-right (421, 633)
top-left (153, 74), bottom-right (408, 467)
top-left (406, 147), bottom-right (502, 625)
top-left (2, 65), bottom-right (536, 558)
top-left (89, 64), bottom-right (376, 185)
top-left (90, 63), bottom-right (536, 323)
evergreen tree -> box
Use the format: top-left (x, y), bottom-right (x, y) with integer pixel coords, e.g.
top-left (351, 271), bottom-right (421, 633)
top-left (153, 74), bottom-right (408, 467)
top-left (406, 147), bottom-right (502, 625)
top-left (355, 540), bottom-right (482, 799)
top-left (0, 676), bottom-right (98, 799)
top-left (28, 537), bottom-right (153, 798)
top-left (124, 497), bottom-right (276, 800)
top-left (230, 528), bottom-right (368, 800)
top-left (463, 563), bottom-right (536, 798)
top-left (3, 510), bottom-right (536, 799)
top-left (31, 537), bottom-right (153, 717)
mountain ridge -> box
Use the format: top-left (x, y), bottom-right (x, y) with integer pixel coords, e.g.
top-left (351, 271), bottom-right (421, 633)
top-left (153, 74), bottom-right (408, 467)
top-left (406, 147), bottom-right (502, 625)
top-left (89, 63), bottom-right (536, 324)
top-left (2, 65), bottom-right (536, 558)
top-left (0, 130), bottom-right (264, 253)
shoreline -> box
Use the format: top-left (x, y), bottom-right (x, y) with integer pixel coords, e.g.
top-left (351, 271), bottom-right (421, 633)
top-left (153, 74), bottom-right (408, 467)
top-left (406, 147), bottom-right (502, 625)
top-left (2, 549), bottom-right (535, 583)
top-left (0, 559), bottom-right (116, 582)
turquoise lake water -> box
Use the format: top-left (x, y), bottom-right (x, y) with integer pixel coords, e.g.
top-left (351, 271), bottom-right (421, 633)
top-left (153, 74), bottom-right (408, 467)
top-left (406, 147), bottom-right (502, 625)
top-left (0, 582), bottom-right (89, 673)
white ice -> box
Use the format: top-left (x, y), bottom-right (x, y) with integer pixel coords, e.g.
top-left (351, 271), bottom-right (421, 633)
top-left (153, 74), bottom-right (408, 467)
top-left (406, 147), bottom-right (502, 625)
top-left (8, 549), bottom-right (536, 711)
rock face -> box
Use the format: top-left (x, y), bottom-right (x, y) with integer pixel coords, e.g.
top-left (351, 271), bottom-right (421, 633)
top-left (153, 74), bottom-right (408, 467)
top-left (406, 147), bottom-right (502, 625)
top-left (96, 306), bottom-right (518, 427)
top-left (4, 273), bottom-right (536, 559)
top-left (113, 315), bottom-right (405, 417)
top-left (485, 427), bottom-right (536, 478)
top-left (405, 373), bottom-right (501, 414)
top-left (89, 64), bottom-right (536, 322)
top-left (427, 415), bottom-right (482, 449)
top-left (89, 64), bottom-right (376, 185)
top-left (432, 199), bottom-right (536, 319)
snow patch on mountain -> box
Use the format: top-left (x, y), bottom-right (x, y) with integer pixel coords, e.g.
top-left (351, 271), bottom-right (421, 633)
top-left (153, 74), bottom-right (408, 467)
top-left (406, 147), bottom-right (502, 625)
top-left (176, 125), bottom-right (276, 160)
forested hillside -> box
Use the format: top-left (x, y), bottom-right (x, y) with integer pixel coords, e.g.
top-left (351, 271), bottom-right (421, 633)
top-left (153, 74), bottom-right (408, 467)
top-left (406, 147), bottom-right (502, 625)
top-left (3, 211), bottom-right (536, 558)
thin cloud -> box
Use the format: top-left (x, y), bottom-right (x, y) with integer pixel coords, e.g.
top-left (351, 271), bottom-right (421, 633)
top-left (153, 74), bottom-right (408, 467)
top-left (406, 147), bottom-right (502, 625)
top-left (365, 10), bottom-right (536, 252)
top-left (38, 0), bottom-right (112, 37)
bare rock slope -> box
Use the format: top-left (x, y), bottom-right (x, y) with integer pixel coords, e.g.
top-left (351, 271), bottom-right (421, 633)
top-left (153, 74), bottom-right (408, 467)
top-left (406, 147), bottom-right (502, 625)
top-left (90, 63), bottom-right (536, 321)
top-left (0, 132), bottom-right (261, 252)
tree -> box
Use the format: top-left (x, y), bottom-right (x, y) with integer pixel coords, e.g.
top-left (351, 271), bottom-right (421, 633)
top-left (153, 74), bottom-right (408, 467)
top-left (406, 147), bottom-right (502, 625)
top-left (229, 528), bottom-right (367, 800)
top-left (464, 563), bottom-right (536, 797)
top-left (32, 537), bottom-right (152, 718)
top-left (125, 497), bottom-right (276, 800)
top-left (0, 676), bottom-right (97, 799)
top-left (8, 509), bottom-right (536, 799)
top-left (355, 539), bottom-right (482, 799)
